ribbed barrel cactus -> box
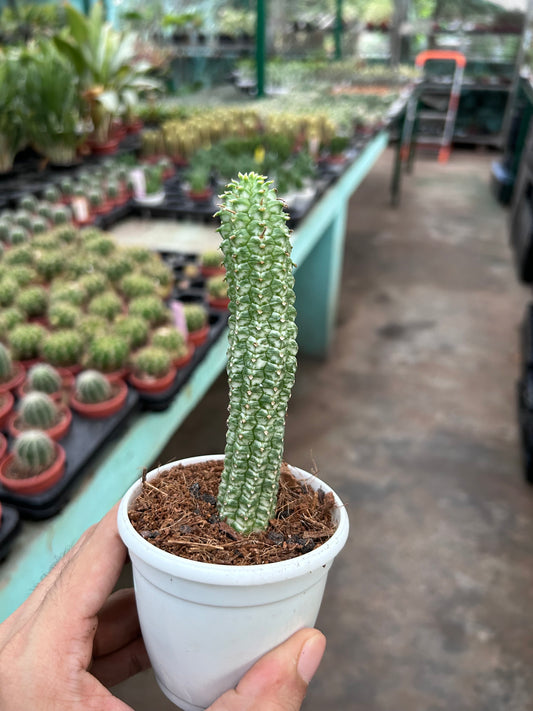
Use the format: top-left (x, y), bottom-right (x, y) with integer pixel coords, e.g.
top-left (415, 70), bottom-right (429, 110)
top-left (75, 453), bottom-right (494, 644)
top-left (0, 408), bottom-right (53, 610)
top-left (27, 363), bottom-right (62, 395)
top-left (216, 172), bottom-right (298, 535)
top-left (13, 430), bottom-right (56, 475)
top-left (88, 334), bottom-right (129, 373)
top-left (18, 392), bottom-right (58, 429)
top-left (75, 370), bottom-right (112, 404)
top-left (0, 343), bottom-right (14, 382)
top-left (184, 303), bottom-right (208, 333)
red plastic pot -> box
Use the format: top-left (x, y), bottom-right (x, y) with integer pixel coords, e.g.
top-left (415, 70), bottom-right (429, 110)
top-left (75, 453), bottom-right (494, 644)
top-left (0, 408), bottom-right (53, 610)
top-left (0, 363), bottom-right (26, 394)
top-left (126, 118), bottom-right (144, 134)
top-left (208, 296), bottom-right (230, 310)
top-left (70, 379), bottom-right (128, 419)
top-left (89, 137), bottom-right (119, 156)
top-left (200, 265), bottom-right (226, 278)
top-left (0, 391), bottom-right (15, 430)
top-left (173, 344), bottom-right (194, 369)
top-left (188, 188), bottom-right (213, 203)
top-left (0, 433), bottom-right (7, 462)
top-left (187, 324), bottom-right (209, 348)
top-left (104, 367), bottom-right (130, 384)
top-left (8, 405), bottom-right (72, 442)
top-left (0, 443), bottom-right (66, 496)
top-left (129, 365), bottom-right (177, 394)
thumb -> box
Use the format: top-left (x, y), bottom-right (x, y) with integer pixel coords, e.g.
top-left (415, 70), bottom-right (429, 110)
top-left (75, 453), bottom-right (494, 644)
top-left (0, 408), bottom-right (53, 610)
top-left (209, 628), bottom-right (326, 711)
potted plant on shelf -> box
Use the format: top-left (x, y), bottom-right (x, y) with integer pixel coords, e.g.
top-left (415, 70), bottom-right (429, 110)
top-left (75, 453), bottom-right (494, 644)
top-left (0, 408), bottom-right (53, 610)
top-left (151, 326), bottom-right (193, 368)
top-left (0, 389), bottom-right (15, 430)
top-left (8, 391), bottom-right (72, 442)
top-left (18, 363), bottom-right (72, 403)
top-left (87, 334), bottom-right (130, 383)
top-left (70, 369), bottom-right (128, 419)
top-left (185, 164), bottom-right (213, 203)
top-left (199, 249), bottom-right (225, 277)
top-left (41, 329), bottom-right (85, 375)
top-left (8, 324), bottom-right (46, 369)
top-left (183, 303), bottom-right (209, 347)
top-left (0, 430), bottom-right (66, 496)
top-left (128, 346), bottom-right (176, 394)
top-left (117, 173), bottom-right (349, 711)
top-left (134, 165), bottom-right (166, 206)
top-left (206, 274), bottom-right (229, 310)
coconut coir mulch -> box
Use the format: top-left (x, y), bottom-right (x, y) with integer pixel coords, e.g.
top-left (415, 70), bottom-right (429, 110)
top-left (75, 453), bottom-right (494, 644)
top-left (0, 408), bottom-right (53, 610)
top-left (129, 459), bottom-right (337, 565)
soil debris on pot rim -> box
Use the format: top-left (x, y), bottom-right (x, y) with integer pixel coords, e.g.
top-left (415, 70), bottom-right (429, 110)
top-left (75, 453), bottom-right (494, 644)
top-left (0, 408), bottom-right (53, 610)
top-left (128, 459), bottom-right (338, 565)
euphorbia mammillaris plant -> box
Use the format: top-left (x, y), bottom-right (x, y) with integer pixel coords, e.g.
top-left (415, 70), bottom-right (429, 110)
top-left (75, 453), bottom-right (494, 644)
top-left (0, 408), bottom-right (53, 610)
top-left (216, 172), bottom-right (298, 534)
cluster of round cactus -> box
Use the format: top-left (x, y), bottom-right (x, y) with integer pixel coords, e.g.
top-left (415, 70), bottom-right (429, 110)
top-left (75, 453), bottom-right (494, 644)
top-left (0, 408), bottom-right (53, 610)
top-left (17, 392), bottom-right (59, 430)
top-left (75, 370), bottom-right (112, 404)
top-left (13, 430), bottom-right (56, 476)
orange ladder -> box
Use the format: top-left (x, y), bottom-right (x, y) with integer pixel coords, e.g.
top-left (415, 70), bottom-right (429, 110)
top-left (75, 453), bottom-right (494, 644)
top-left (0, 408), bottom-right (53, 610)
top-left (401, 49), bottom-right (467, 164)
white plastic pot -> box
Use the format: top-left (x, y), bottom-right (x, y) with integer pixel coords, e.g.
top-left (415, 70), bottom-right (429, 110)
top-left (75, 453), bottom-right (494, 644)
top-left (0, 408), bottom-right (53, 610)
top-left (118, 454), bottom-right (349, 711)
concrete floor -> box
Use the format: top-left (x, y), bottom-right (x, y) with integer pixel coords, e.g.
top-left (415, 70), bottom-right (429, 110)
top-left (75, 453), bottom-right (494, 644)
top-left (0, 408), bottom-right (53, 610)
top-left (114, 148), bottom-right (533, 711)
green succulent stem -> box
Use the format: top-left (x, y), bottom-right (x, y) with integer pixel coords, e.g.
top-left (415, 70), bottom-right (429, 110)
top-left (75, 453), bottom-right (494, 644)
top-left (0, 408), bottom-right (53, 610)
top-left (216, 172), bottom-right (298, 535)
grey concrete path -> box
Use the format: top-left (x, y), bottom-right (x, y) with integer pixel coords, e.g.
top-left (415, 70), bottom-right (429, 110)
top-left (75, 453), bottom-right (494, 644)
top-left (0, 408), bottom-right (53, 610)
top-left (114, 148), bottom-right (533, 711)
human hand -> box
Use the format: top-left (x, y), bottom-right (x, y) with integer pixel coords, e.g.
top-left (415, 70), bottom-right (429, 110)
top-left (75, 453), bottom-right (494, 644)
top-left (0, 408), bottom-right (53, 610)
top-left (0, 504), bottom-right (150, 711)
top-left (0, 505), bottom-right (326, 711)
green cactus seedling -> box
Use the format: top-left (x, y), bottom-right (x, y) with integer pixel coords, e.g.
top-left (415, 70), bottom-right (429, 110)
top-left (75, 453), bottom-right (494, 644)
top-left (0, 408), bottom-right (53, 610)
top-left (36, 201), bottom-right (54, 221)
top-left (9, 324), bottom-right (46, 361)
top-left (13, 210), bottom-right (33, 231)
top-left (114, 315), bottom-right (149, 349)
top-left (132, 346), bottom-right (171, 379)
top-left (19, 194), bottom-right (39, 212)
top-left (206, 274), bottom-right (228, 300)
top-left (0, 220), bottom-right (11, 242)
top-left (48, 302), bottom-right (80, 330)
top-left (120, 273), bottom-right (156, 300)
top-left (200, 249), bottom-right (224, 269)
top-left (30, 217), bottom-right (48, 235)
top-left (102, 254), bottom-right (133, 283)
top-left (27, 363), bottom-right (62, 395)
top-left (78, 315), bottom-right (108, 344)
top-left (16, 285), bottom-right (48, 318)
top-left (88, 335), bottom-right (129, 373)
top-left (8, 226), bottom-right (29, 246)
top-left (78, 272), bottom-right (109, 299)
top-left (50, 282), bottom-right (87, 308)
top-left (0, 308), bottom-right (24, 337)
top-left (151, 326), bottom-right (187, 359)
top-left (0, 277), bottom-right (17, 307)
top-left (0, 343), bottom-right (14, 381)
top-left (128, 295), bottom-right (169, 327)
top-left (13, 430), bottom-right (56, 476)
top-left (4, 245), bottom-right (33, 267)
top-left (183, 303), bottom-right (208, 333)
top-left (75, 370), bottom-right (112, 404)
top-left (42, 330), bottom-right (84, 368)
top-left (51, 205), bottom-right (71, 226)
top-left (88, 291), bottom-right (123, 321)
top-left (43, 185), bottom-right (61, 203)
top-left (18, 392), bottom-right (58, 430)
top-left (10, 266), bottom-right (37, 288)
top-left (215, 172), bottom-right (298, 534)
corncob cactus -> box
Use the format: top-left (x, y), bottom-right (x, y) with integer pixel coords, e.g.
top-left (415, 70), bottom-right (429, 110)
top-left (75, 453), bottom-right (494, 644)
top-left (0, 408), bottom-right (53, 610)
top-left (215, 172), bottom-right (298, 534)
top-left (0, 343), bottom-right (14, 381)
top-left (75, 370), bottom-right (112, 404)
top-left (184, 303), bottom-right (208, 333)
top-left (42, 330), bottom-right (85, 368)
top-left (13, 430), bottom-right (56, 476)
top-left (151, 326), bottom-right (187, 359)
top-left (88, 334), bottom-right (129, 373)
top-left (9, 324), bottom-right (45, 361)
top-left (18, 392), bottom-right (58, 430)
top-left (114, 315), bottom-right (149, 349)
top-left (27, 363), bottom-right (62, 395)
top-left (132, 346), bottom-right (171, 379)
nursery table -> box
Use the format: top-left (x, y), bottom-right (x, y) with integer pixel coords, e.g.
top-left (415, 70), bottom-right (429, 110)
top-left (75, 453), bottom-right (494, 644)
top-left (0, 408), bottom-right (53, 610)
top-left (0, 130), bottom-right (388, 621)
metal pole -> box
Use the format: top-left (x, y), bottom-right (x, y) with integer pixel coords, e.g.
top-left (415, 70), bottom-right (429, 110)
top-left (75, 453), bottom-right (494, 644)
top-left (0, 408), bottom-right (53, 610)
top-left (256, 0), bottom-right (266, 98)
top-left (334, 0), bottom-right (343, 61)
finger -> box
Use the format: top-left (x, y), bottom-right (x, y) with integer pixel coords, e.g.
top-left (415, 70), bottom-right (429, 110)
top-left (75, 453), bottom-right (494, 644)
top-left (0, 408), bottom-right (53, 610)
top-left (209, 629), bottom-right (326, 711)
top-left (90, 636), bottom-right (151, 687)
top-left (0, 524), bottom-right (97, 642)
top-left (93, 589), bottom-right (140, 658)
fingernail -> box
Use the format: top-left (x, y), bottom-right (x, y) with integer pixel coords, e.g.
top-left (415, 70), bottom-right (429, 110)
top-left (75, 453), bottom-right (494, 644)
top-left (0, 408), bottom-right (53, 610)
top-left (297, 633), bottom-right (326, 684)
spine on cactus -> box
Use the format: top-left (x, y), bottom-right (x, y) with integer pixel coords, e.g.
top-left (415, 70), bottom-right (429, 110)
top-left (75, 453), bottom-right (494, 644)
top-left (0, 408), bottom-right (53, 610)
top-left (75, 370), bottom-right (112, 404)
top-left (19, 392), bottom-right (58, 429)
top-left (14, 430), bottom-right (56, 474)
top-left (216, 172), bottom-right (298, 535)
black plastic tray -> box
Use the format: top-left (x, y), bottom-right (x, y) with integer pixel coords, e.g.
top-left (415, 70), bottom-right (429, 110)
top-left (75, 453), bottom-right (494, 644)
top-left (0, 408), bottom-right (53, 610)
top-left (0, 505), bottom-right (21, 562)
top-left (0, 387), bottom-right (139, 519)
